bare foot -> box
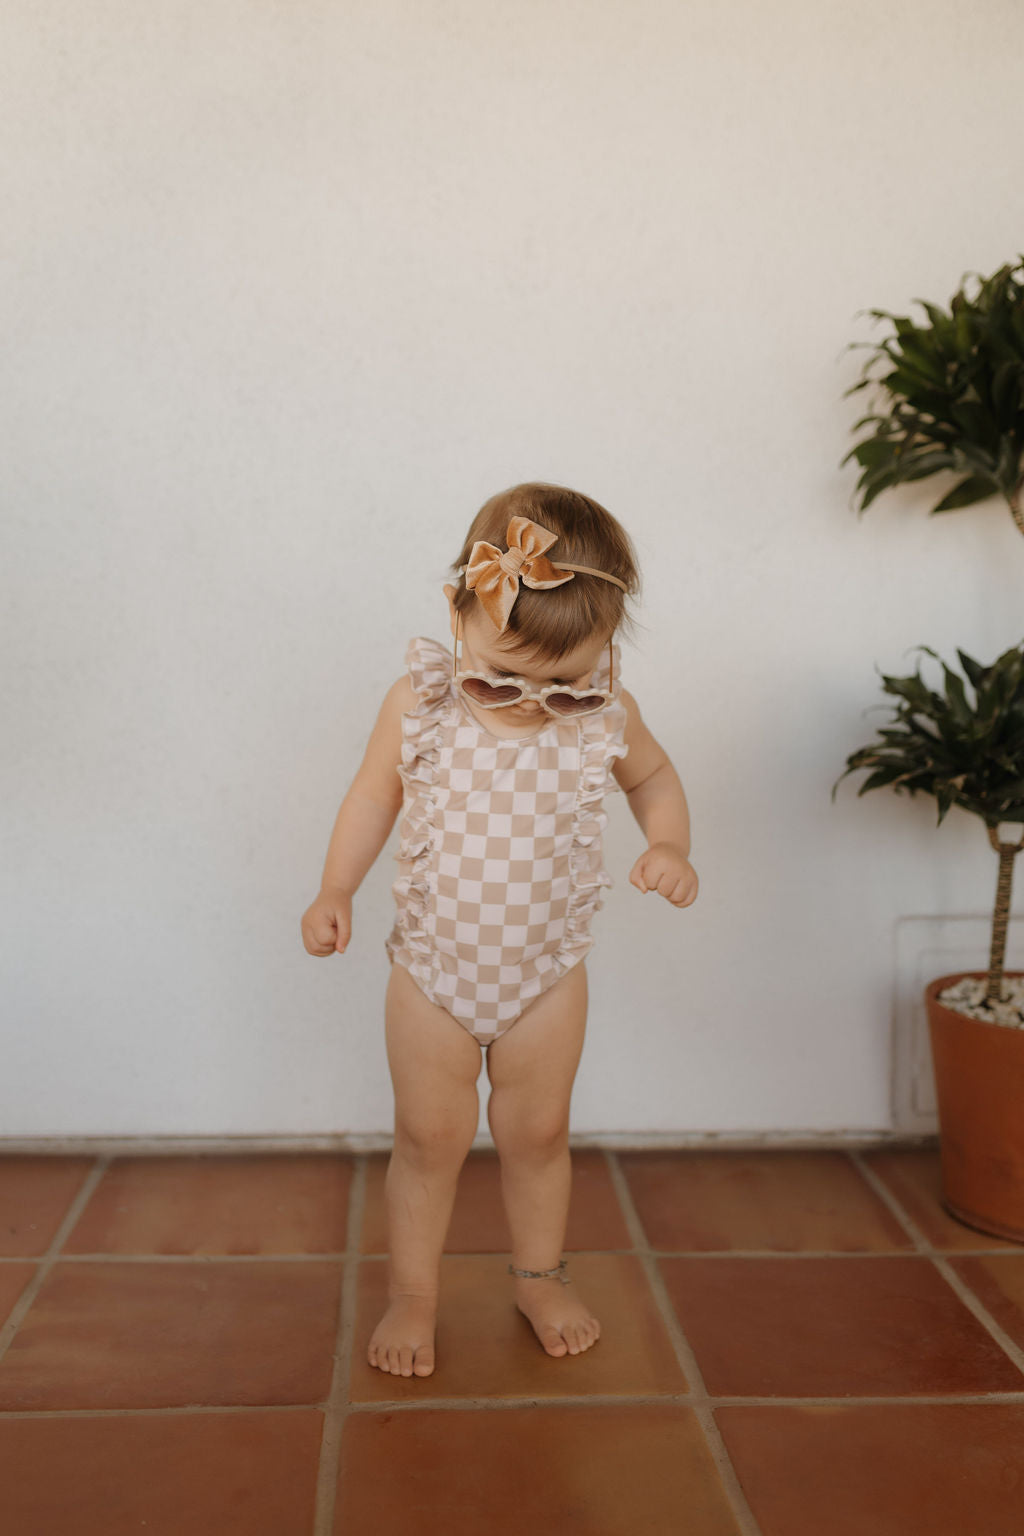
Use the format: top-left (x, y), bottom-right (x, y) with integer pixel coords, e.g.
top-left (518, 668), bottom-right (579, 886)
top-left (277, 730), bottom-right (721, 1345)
top-left (514, 1275), bottom-right (601, 1358)
top-left (367, 1293), bottom-right (437, 1377)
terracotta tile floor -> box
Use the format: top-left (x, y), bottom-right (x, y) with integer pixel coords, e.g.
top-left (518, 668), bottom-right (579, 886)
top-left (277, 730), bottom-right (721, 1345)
top-left (1, 1145), bottom-right (1023, 1535)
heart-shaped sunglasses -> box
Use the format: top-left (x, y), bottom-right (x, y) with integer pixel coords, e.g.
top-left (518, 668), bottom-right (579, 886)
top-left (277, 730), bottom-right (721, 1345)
top-left (452, 610), bottom-right (614, 718)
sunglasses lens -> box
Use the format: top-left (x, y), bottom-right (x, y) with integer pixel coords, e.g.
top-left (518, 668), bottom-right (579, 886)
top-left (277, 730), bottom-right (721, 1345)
top-left (461, 677), bottom-right (524, 706)
top-left (544, 692), bottom-right (605, 716)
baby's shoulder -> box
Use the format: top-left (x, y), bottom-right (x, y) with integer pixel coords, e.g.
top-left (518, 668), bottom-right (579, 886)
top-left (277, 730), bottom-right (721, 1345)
top-left (381, 673), bottom-right (420, 719)
top-left (617, 687), bottom-right (642, 726)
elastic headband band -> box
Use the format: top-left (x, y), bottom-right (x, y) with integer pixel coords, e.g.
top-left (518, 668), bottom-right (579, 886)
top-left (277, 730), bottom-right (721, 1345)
top-left (459, 514), bottom-right (627, 632)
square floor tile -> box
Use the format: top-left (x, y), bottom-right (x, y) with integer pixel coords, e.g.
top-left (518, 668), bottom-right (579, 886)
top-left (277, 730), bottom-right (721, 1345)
top-left (0, 1158), bottom-right (96, 1257)
top-left (716, 1403), bottom-right (1024, 1536)
top-left (337, 1405), bottom-right (742, 1536)
top-left (0, 1260), bottom-right (342, 1409)
top-left (66, 1154), bottom-right (353, 1255)
top-left (0, 1264), bottom-right (37, 1327)
top-left (620, 1150), bottom-right (913, 1252)
top-left (350, 1252), bottom-right (687, 1400)
top-left (864, 1147), bottom-right (1024, 1251)
top-left (359, 1148), bottom-right (630, 1254)
top-left (659, 1255), bottom-right (1024, 1397)
top-left (948, 1252), bottom-right (1024, 1353)
top-left (0, 1410), bottom-right (322, 1536)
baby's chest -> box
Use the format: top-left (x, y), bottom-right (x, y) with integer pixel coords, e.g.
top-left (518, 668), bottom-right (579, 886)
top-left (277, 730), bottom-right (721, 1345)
top-left (435, 726), bottom-right (581, 825)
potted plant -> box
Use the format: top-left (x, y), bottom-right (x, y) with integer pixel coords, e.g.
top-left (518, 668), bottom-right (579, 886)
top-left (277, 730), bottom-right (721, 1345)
top-left (838, 257), bottom-right (1024, 1240)
top-left (842, 255), bottom-right (1024, 536)
top-left (835, 642), bottom-right (1024, 1241)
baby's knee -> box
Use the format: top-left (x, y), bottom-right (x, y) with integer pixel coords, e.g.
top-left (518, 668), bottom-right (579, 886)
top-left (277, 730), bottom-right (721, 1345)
top-left (489, 1093), bottom-right (570, 1159)
top-left (515, 1120), bottom-right (570, 1159)
top-left (394, 1103), bottom-right (477, 1166)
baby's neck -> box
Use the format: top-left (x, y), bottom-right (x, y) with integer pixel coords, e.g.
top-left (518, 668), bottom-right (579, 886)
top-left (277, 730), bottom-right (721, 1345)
top-left (457, 695), bottom-right (552, 739)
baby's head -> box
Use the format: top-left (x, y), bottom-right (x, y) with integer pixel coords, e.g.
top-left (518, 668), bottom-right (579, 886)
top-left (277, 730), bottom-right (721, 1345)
top-left (446, 483), bottom-right (640, 683)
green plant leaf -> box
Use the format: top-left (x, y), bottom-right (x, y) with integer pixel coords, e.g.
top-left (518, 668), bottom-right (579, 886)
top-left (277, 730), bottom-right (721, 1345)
top-left (891, 451), bottom-right (959, 483)
top-left (957, 649), bottom-right (990, 691)
top-left (881, 671), bottom-right (937, 710)
top-left (893, 344), bottom-right (942, 386)
top-left (931, 475), bottom-right (998, 512)
top-left (991, 361), bottom-right (1023, 417)
top-left (857, 472), bottom-right (901, 511)
top-left (941, 664), bottom-right (971, 725)
top-left (844, 257), bottom-right (1024, 523)
top-left (918, 301), bottom-right (956, 344)
top-left (950, 400), bottom-right (997, 443)
top-left (995, 434), bottom-right (1024, 489)
top-left (848, 437), bottom-right (901, 470)
top-left (837, 641), bottom-right (1024, 829)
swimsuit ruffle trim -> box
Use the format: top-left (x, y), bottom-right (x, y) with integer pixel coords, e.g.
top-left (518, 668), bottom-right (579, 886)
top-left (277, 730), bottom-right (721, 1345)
top-left (385, 636), bottom-right (453, 980)
top-left (563, 641), bottom-right (629, 965)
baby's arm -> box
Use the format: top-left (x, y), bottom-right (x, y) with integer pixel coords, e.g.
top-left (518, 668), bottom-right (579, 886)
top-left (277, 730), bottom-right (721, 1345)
top-left (613, 690), bottom-right (698, 908)
top-left (300, 676), bottom-right (416, 956)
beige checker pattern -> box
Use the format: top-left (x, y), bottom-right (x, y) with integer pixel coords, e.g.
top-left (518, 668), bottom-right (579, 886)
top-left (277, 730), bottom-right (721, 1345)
top-left (386, 636), bottom-right (625, 1046)
top-left (424, 722), bottom-right (581, 1040)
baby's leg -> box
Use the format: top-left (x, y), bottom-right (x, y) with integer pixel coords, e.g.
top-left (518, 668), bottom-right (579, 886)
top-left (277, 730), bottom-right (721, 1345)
top-left (485, 962), bottom-right (601, 1358)
top-left (368, 962), bottom-right (482, 1378)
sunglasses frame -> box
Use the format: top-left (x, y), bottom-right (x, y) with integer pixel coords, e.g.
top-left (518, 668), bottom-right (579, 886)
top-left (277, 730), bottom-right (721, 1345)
top-left (451, 610), bottom-right (614, 718)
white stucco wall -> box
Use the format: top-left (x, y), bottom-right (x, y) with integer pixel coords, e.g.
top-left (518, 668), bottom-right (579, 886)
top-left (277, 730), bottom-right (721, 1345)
top-left (4, 0), bottom-right (1024, 1142)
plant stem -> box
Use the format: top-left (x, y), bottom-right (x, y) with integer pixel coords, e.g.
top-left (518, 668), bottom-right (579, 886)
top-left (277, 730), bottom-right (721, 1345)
top-left (985, 825), bottom-right (1024, 1003)
top-left (1009, 489), bottom-right (1024, 539)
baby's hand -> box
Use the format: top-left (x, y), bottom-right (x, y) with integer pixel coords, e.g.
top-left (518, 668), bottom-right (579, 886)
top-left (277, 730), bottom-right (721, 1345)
top-left (301, 888), bottom-right (353, 955)
top-left (629, 844), bottom-right (699, 908)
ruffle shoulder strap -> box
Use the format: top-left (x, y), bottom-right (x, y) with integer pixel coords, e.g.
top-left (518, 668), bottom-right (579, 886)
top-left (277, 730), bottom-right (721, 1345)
top-left (562, 639), bottom-right (629, 964)
top-left (394, 636), bottom-right (452, 861)
top-left (404, 635), bottom-right (452, 709)
top-left (576, 641), bottom-right (629, 846)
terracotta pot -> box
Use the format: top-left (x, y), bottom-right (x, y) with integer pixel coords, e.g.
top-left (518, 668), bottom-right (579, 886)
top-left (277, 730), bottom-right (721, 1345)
top-left (925, 971), bottom-right (1024, 1243)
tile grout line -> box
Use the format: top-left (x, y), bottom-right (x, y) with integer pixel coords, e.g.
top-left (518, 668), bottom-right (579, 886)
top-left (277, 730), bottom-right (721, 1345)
top-left (4, 1388), bottom-right (1023, 1422)
top-left (339, 1386), bottom-right (1024, 1412)
top-left (850, 1150), bottom-right (1024, 1381)
top-left (0, 1155), bottom-right (110, 1368)
top-left (846, 1149), bottom-right (958, 1256)
top-left (603, 1150), bottom-right (765, 1536)
top-left (312, 1152), bottom-right (367, 1536)
top-left (0, 1132), bottom-right (939, 1157)
top-left (4, 1243), bottom-right (1018, 1264)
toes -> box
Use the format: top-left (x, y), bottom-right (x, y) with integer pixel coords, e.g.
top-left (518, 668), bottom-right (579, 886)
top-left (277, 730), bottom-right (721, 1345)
top-left (368, 1337), bottom-right (435, 1376)
top-left (413, 1347), bottom-right (435, 1377)
top-left (541, 1327), bottom-right (568, 1357)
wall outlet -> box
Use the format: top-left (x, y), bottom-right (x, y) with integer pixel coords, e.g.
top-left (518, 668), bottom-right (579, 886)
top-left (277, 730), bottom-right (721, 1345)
top-left (893, 915), bottom-right (1024, 1134)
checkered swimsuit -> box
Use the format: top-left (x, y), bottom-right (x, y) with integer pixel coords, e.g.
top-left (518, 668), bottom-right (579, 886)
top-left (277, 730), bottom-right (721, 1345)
top-left (385, 636), bottom-right (629, 1045)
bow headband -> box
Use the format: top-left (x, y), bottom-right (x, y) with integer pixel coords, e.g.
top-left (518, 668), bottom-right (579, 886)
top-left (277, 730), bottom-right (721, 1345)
top-left (462, 515), bottom-right (628, 632)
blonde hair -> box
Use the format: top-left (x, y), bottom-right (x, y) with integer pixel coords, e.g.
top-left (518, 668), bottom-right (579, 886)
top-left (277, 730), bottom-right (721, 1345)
top-left (451, 483), bottom-right (640, 661)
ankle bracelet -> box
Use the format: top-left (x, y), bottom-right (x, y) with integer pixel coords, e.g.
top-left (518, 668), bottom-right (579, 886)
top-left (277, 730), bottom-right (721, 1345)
top-left (508, 1259), bottom-right (571, 1285)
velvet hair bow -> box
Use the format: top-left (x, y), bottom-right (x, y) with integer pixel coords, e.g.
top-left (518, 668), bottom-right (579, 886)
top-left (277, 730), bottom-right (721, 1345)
top-left (464, 516), bottom-right (575, 632)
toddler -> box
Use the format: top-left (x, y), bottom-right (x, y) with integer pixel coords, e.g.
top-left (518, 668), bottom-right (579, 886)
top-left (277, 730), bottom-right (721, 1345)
top-left (301, 482), bottom-right (697, 1379)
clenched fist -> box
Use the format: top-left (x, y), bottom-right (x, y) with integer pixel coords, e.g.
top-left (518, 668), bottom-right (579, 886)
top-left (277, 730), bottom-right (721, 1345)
top-left (301, 888), bottom-right (353, 955)
top-left (628, 843), bottom-right (698, 908)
